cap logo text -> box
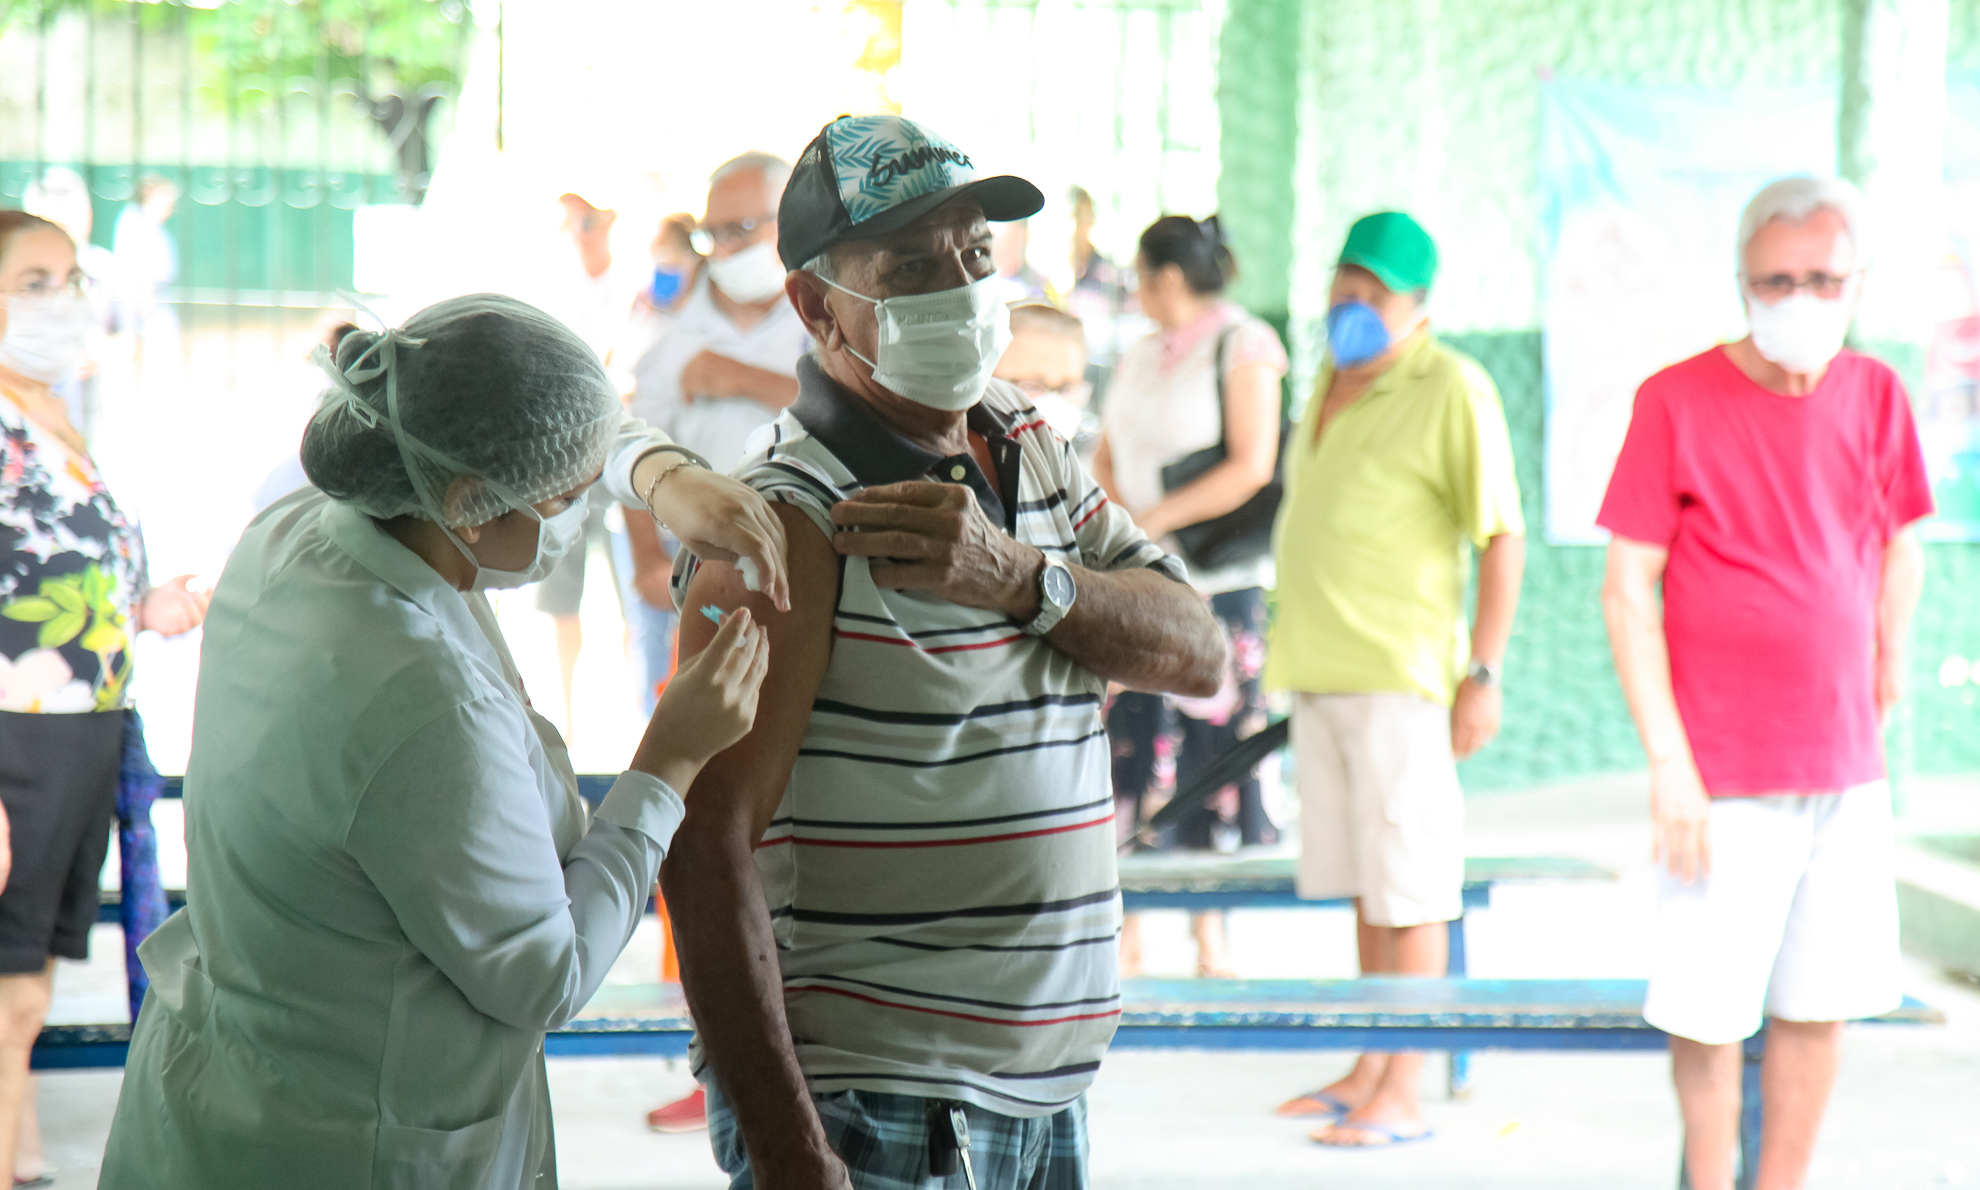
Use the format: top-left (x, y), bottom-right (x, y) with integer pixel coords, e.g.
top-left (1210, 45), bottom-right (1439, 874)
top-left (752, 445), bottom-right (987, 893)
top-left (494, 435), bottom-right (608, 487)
top-left (867, 144), bottom-right (974, 189)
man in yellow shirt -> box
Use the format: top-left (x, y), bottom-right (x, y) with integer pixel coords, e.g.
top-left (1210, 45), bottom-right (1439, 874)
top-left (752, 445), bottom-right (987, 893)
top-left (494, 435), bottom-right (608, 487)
top-left (1267, 212), bottom-right (1526, 1148)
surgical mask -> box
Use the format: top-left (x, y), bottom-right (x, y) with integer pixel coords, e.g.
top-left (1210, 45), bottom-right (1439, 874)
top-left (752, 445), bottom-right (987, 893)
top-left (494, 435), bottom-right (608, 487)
top-left (0, 294), bottom-right (91, 383)
top-left (824, 272), bottom-right (1013, 411)
top-left (1325, 301), bottom-right (1394, 369)
top-left (650, 266), bottom-right (686, 305)
top-left (1746, 292), bottom-right (1851, 374)
top-left (706, 240), bottom-right (788, 304)
top-left (468, 491), bottom-right (590, 591)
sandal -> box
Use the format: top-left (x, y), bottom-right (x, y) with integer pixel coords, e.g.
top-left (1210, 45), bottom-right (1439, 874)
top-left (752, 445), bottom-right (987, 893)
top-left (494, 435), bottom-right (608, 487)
top-left (1310, 1121), bottom-right (1434, 1148)
top-left (1274, 1089), bottom-right (1353, 1119)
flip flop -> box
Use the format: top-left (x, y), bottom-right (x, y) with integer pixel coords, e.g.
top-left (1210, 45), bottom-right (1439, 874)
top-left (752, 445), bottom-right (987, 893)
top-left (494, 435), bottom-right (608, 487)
top-left (1310, 1121), bottom-right (1435, 1148)
top-left (1274, 1089), bottom-right (1354, 1119)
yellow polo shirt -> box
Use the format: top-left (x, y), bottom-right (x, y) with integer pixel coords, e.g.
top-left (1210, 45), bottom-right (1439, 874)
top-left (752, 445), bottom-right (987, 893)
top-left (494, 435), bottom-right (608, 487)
top-left (1265, 334), bottom-right (1524, 705)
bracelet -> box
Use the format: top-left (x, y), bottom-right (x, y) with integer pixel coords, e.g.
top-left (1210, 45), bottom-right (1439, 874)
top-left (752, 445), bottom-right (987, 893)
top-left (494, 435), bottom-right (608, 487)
top-left (640, 446), bottom-right (711, 528)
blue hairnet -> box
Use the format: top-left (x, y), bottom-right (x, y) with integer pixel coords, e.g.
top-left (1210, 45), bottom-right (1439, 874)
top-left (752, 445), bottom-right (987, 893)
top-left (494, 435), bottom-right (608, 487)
top-left (301, 294), bottom-right (619, 528)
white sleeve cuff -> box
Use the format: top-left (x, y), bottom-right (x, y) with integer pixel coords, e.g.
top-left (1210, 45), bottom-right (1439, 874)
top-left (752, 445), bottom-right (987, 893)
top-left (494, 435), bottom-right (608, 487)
top-left (594, 769), bottom-right (687, 850)
top-left (604, 411), bottom-right (674, 508)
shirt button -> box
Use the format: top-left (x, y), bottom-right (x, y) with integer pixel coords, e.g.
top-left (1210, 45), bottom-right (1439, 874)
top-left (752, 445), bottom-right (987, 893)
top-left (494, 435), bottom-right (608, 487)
top-left (950, 464), bottom-right (967, 480)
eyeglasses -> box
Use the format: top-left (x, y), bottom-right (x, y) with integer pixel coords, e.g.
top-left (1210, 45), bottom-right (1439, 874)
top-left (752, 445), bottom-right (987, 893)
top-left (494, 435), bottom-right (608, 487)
top-left (1745, 271), bottom-right (1854, 302)
top-left (691, 215), bottom-right (774, 255)
top-left (1, 276), bottom-right (93, 302)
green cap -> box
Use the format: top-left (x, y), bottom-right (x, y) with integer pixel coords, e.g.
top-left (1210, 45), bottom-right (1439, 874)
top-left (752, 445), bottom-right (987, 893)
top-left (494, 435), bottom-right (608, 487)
top-left (1337, 211), bottom-right (1437, 294)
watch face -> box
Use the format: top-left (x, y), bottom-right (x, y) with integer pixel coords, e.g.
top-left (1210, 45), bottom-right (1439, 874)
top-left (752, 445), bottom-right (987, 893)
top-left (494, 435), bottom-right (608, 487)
top-left (1042, 564), bottom-right (1075, 607)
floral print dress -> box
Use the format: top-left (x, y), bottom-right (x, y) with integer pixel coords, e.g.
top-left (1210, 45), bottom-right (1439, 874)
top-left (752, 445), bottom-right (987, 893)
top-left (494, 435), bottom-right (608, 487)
top-left (0, 390), bottom-right (146, 713)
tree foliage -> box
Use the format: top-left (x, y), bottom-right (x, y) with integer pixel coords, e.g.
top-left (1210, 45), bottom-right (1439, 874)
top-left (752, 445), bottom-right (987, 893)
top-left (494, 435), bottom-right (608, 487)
top-left (0, 0), bottom-right (472, 93)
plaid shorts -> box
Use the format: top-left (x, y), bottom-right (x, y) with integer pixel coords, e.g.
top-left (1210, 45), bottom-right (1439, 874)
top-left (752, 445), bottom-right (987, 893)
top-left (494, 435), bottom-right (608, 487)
top-left (705, 1080), bottom-right (1090, 1190)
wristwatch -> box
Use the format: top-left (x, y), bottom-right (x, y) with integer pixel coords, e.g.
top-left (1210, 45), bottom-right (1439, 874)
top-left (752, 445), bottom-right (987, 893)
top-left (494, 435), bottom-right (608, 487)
top-left (1465, 658), bottom-right (1502, 689)
top-left (1021, 560), bottom-right (1077, 636)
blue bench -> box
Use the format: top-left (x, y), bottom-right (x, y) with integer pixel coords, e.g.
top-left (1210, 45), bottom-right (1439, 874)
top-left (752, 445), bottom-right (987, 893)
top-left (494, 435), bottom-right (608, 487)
top-left (41, 976), bottom-right (1941, 1060)
top-left (37, 966), bottom-right (1943, 1188)
top-left (505, 977), bottom-right (1954, 1190)
top-left (1118, 848), bottom-right (1616, 1096)
top-left (70, 780), bottom-right (1939, 1187)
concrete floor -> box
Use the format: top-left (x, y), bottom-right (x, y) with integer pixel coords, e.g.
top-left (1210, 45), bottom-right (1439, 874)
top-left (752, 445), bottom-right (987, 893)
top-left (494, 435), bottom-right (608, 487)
top-left (35, 776), bottom-right (1980, 1188)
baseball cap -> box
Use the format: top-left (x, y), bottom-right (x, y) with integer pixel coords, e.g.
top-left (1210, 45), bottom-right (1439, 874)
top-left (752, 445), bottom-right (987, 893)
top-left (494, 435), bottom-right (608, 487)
top-left (778, 115), bottom-right (1045, 270)
top-left (1338, 211), bottom-right (1438, 294)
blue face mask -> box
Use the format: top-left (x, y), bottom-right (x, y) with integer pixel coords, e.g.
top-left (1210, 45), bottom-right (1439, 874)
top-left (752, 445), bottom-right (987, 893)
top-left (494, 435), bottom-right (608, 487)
top-left (650, 267), bottom-right (686, 305)
top-left (1326, 301), bottom-right (1393, 368)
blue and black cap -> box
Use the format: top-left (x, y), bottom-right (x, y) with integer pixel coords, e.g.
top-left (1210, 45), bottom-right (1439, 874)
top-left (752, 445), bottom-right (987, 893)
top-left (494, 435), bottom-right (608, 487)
top-left (777, 115), bottom-right (1045, 270)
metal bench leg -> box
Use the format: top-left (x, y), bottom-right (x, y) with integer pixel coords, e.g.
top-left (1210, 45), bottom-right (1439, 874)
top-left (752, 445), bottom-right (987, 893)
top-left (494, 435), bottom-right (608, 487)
top-left (1736, 1029), bottom-right (1765, 1190)
top-left (1445, 914), bottom-right (1472, 1099)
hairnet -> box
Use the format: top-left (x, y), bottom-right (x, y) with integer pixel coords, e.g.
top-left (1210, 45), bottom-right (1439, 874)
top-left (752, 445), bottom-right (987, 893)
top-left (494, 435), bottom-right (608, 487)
top-left (300, 294), bottom-right (619, 528)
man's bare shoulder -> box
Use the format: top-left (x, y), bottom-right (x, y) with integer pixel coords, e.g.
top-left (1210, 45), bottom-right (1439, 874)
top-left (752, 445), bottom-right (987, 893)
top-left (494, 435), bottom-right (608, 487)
top-left (685, 501), bottom-right (838, 625)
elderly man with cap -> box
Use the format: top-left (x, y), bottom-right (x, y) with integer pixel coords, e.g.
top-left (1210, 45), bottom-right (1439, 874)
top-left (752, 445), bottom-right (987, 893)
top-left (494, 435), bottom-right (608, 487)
top-left (661, 115), bottom-right (1225, 1189)
top-left (1267, 212), bottom-right (1526, 1148)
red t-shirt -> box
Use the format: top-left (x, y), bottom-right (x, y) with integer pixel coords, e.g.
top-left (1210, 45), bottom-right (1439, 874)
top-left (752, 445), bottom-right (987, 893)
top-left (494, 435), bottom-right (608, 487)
top-left (1596, 347), bottom-right (1934, 795)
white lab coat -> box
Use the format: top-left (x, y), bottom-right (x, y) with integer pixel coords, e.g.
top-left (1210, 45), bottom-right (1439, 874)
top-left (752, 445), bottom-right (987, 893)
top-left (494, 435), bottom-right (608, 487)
top-left (101, 420), bottom-right (688, 1190)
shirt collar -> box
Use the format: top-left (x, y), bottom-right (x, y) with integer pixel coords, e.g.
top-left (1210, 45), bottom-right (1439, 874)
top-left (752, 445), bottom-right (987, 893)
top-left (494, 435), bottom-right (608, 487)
top-left (1316, 328), bottom-right (1437, 401)
top-left (1158, 300), bottom-right (1239, 370)
top-left (789, 354), bottom-right (1020, 529)
top-left (321, 499), bottom-right (483, 634)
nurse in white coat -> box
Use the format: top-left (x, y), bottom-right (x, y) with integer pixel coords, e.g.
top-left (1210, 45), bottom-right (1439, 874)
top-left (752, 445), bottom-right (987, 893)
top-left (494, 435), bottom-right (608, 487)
top-left (100, 294), bottom-right (783, 1189)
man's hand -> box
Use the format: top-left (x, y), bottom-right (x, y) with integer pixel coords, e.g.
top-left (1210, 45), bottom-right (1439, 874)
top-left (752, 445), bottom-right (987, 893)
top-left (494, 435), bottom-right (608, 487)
top-left (831, 481), bottom-right (1042, 618)
top-left (1650, 756), bottom-right (1712, 884)
top-left (680, 349), bottom-right (743, 405)
top-left (680, 350), bottom-right (801, 411)
top-left (1449, 677), bottom-right (1500, 760)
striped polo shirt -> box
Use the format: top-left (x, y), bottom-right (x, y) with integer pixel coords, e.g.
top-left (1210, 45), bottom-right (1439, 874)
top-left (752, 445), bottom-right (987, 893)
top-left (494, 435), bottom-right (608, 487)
top-left (675, 355), bottom-right (1183, 1117)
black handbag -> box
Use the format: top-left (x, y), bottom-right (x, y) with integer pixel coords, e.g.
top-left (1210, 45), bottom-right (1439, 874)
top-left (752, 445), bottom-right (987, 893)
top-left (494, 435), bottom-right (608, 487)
top-left (1159, 326), bottom-right (1289, 573)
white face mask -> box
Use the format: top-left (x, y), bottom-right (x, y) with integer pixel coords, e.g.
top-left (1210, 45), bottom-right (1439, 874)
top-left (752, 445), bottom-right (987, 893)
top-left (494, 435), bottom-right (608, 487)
top-left (825, 272), bottom-right (1013, 411)
top-left (466, 491), bottom-right (590, 591)
top-left (0, 294), bottom-right (91, 383)
top-left (706, 240), bottom-right (789, 304)
top-left (1746, 292), bottom-right (1852, 375)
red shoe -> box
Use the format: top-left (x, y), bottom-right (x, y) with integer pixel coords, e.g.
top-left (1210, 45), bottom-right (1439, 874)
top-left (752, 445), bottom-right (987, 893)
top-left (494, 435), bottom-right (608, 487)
top-left (645, 1087), bottom-right (707, 1133)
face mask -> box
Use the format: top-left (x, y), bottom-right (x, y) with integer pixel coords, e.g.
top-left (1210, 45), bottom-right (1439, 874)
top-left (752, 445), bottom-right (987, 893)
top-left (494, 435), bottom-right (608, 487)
top-left (825, 272), bottom-right (1013, 411)
top-left (1746, 292), bottom-right (1851, 374)
top-left (468, 491), bottom-right (590, 591)
top-left (650, 266), bottom-right (686, 305)
top-left (1326, 300), bottom-right (1396, 369)
top-left (706, 240), bottom-right (788, 304)
top-left (0, 294), bottom-right (91, 383)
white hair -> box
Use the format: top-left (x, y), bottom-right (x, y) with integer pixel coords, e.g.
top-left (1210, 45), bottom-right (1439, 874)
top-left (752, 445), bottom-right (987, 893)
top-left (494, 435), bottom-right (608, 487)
top-left (710, 151), bottom-right (792, 198)
top-left (802, 251), bottom-right (835, 282)
top-left (1735, 176), bottom-right (1866, 274)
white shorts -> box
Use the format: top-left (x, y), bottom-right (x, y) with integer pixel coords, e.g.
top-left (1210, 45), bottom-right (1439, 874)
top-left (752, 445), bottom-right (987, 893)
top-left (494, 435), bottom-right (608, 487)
top-left (1291, 692), bottom-right (1464, 928)
top-left (1644, 782), bottom-right (1902, 1046)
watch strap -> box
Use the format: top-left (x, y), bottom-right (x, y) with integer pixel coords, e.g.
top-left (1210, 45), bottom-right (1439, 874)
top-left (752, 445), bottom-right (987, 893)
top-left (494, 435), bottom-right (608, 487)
top-left (1021, 562), bottom-right (1073, 637)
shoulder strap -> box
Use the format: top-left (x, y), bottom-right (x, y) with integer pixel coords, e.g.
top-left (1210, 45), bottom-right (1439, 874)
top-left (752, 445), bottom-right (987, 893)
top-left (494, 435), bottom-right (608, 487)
top-left (1213, 324), bottom-right (1239, 450)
